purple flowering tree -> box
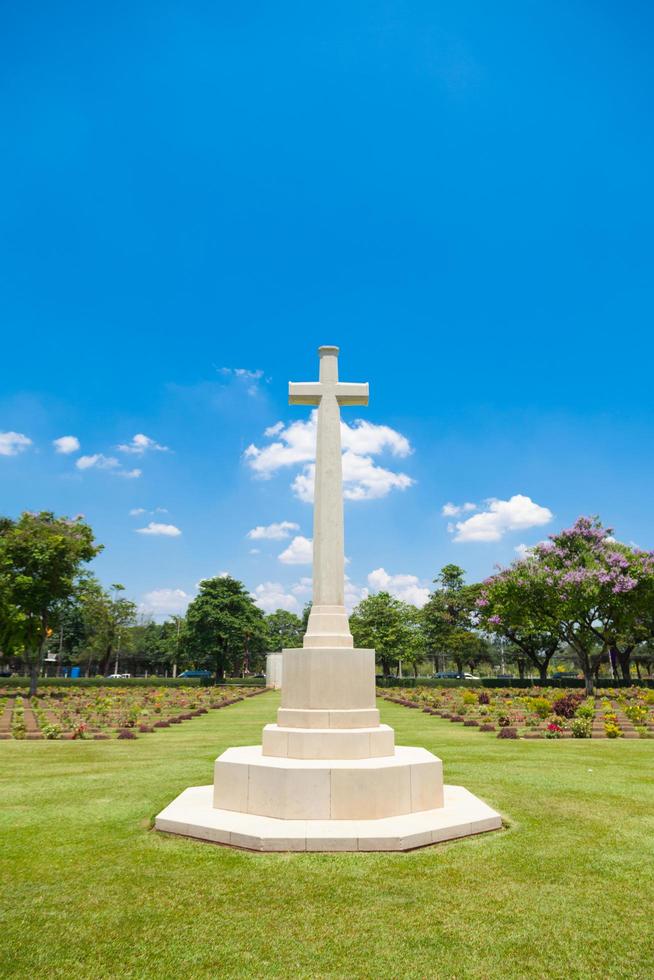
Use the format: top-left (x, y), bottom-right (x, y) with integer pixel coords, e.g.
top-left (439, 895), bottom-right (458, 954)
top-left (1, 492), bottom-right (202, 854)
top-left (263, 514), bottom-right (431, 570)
top-left (478, 517), bottom-right (654, 692)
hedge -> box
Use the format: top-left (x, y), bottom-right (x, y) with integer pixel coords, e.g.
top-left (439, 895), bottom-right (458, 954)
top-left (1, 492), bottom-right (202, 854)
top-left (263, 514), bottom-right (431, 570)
top-left (217, 677), bottom-right (266, 687)
top-left (0, 677), bottom-right (203, 689)
top-left (375, 676), bottom-right (654, 689)
top-left (0, 675), bottom-right (268, 689)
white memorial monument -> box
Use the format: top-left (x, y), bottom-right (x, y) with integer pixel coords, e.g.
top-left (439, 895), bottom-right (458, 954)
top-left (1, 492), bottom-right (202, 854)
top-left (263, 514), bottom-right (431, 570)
top-left (156, 345), bottom-right (501, 850)
top-left (265, 653), bottom-right (283, 689)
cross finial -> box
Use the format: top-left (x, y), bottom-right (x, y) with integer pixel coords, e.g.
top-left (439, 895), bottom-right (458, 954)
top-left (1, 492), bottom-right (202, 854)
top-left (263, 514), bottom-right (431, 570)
top-left (318, 345), bottom-right (339, 383)
top-left (289, 346), bottom-right (368, 406)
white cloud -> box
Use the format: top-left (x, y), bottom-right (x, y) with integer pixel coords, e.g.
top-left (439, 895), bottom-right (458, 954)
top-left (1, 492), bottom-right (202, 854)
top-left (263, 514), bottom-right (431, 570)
top-left (0, 431), bottom-right (32, 456)
top-left (135, 522), bottom-right (182, 537)
top-left (367, 567), bottom-right (430, 608)
top-left (244, 412), bottom-right (414, 503)
top-left (252, 581), bottom-right (299, 613)
top-left (220, 367), bottom-right (264, 380)
top-left (139, 588), bottom-right (191, 618)
top-left (115, 468), bottom-right (142, 479)
top-left (244, 416), bottom-right (316, 473)
top-left (291, 576), bottom-right (313, 597)
top-left (292, 455), bottom-right (413, 504)
top-left (247, 520), bottom-right (300, 540)
top-left (76, 453), bottom-right (141, 478)
top-left (219, 367), bottom-right (266, 396)
top-left (278, 535), bottom-right (313, 564)
top-left (53, 435), bottom-right (80, 455)
top-left (129, 508), bottom-right (146, 516)
top-left (342, 421), bottom-right (411, 458)
top-left (286, 574), bottom-right (366, 613)
top-left (345, 576), bottom-right (369, 612)
top-left (441, 501), bottom-right (476, 517)
top-left (249, 548), bottom-right (261, 555)
top-left (76, 453), bottom-right (119, 471)
top-left (341, 451), bottom-right (413, 501)
top-left (117, 433), bottom-right (169, 455)
top-left (451, 494), bottom-right (553, 543)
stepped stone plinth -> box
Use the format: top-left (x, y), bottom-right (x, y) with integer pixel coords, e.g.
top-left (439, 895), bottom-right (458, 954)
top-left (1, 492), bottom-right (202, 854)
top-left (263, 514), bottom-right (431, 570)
top-left (156, 346), bottom-right (501, 850)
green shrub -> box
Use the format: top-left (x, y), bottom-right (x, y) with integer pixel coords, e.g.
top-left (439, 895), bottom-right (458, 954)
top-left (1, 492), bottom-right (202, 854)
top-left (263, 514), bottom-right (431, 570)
top-left (625, 705), bottom-right (647, 725)
top-left (570, 717), bottom-right (592, 739)
top-left (575, 701), bottom-right (595, 720)
top-left (529, 697), bottom-right (552, 719)
top-left (41, 724), bottom-right (62, 740)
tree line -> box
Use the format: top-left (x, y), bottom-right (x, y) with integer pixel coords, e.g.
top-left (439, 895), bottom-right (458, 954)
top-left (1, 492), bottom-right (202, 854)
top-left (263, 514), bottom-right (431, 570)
top-left (2, 512), bottom-right (654, 694)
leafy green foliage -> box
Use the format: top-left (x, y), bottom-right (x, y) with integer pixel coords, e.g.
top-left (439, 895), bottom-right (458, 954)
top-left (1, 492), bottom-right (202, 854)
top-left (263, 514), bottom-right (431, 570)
top-left (421, 564), bottom-right (487, 672)
top-left (0, 512), bottom-right (101, 692)
top-left (265, 609), bottom-right (304, 650)
top-left (184, 576), bottom-right (268, 679)
top-left (350, 591), bottom-right (423, 675)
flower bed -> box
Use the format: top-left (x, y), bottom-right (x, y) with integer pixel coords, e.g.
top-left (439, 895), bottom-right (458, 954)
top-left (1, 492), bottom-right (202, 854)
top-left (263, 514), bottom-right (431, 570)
top-left (0, 685), bottom-right (266, 740)
top-left (379, 686), bottom-right (654, 740)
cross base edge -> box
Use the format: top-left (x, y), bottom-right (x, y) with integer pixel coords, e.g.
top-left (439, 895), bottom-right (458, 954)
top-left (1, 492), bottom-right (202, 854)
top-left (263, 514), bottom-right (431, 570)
top-left (155, 783), bottom-right (502, 852)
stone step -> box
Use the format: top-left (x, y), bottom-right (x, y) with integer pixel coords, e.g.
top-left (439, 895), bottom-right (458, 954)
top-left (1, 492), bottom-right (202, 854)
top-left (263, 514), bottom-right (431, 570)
top-left (262, 723), bottom-right (395, 760)
top-left (214, 744), bottom-right (443, 821)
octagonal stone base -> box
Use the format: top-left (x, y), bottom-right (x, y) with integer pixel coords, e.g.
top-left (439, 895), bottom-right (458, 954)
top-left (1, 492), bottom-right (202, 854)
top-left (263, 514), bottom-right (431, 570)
top-left (155, 783), bottom-right (502, 851)
top-left (213, 744), bottom-right (442, 819)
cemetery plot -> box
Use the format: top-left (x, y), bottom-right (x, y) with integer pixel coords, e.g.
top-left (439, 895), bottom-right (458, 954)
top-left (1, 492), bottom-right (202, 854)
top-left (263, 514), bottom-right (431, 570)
top-left (0, 685), bottom-right (265, 740)
top-left (380, 686), bottom-right (654, 739)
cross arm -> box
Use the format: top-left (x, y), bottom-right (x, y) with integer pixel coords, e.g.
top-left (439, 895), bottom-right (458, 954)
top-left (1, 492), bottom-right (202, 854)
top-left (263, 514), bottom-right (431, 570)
top-left (335, 382), bottom-right (369, 407)
top-left (289, 382), bottom-right (322, 406)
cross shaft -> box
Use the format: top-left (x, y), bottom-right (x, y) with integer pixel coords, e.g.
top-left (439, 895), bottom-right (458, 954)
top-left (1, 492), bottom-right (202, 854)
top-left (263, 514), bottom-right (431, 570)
top-left (289, 346), bottom-right (368, 648)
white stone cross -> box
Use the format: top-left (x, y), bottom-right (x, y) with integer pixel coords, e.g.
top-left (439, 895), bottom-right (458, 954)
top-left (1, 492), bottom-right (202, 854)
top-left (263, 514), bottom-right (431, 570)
top-left (289, 345), bottom-right (368, 648)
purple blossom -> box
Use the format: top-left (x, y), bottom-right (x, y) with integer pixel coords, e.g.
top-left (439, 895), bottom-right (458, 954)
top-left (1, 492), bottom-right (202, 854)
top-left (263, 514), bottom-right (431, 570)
top-left (488, 615), bottom-right (502, 625)
top-left (606, 552), bottom-right (629, 569)
top-left (476, 597), bottom-right (489, 608)
top-left (561, 570), bottom-right (590, 584)
top-left (612, 576), bottom-right (638, 593)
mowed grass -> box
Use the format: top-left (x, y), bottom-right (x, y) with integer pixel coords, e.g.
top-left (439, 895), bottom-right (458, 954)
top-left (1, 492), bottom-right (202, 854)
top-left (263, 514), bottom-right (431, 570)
top-left (1, 692), bottom-right (653, 979)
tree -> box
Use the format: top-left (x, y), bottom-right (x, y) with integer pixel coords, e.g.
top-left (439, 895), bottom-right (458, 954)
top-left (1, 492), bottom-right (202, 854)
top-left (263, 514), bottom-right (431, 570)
top-left (350, 592), bottom-right (417, 676)
top-left (0, 512), bottom-right (101, 693)
top-left (184, 576), bottom-right (268, 680)
top-left (46, 572), bottom-right (100, 673)
top-left (265, 609), bottom-right (304, 651)
top-left (398, 605), bottom-right (427, 677)
top-left (633, 641), bottom-right (654, 680)
top-left (421, 565), bottom-right (482, 674)
top-left (0, 571), bottom-right (25, 666)
top-left (476, 562), bottom-right (561, 682)
top-left (479, 517), bottom-right (654, 692)
top-left (81, 582), bottom-right (137, 675)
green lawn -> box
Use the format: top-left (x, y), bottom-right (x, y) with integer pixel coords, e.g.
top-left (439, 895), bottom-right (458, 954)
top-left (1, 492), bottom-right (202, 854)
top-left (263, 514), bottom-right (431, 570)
top-left (2, 692), bottom-right (653, 979)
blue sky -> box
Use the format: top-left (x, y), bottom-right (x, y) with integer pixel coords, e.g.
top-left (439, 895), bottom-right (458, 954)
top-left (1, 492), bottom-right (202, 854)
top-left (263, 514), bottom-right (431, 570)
top-left (2, 1), bottom-right (653, 618)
